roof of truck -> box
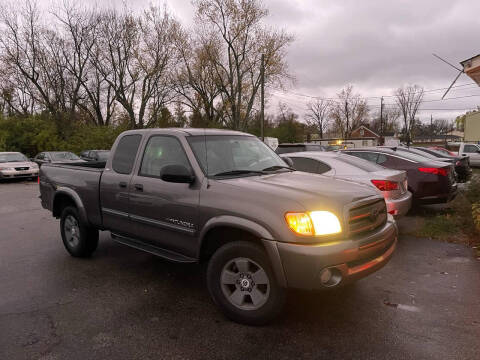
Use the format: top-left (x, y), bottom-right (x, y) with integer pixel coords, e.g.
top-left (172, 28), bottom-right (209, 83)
top-left (122, 128), bottom-right (252, 137)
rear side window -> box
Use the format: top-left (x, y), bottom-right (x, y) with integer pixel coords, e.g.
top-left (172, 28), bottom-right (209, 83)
top-left (347, 151), bottom-right (379, 163)
top-left (112, 134), bottom-right (142, 174)
top-left (290, 157), bottom-right (330, 174)
top-left (464, 145), bottom-right (479, 153)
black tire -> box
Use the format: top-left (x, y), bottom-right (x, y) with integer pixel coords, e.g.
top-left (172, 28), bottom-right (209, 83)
top-left (207, 241), bottom-right (286, 325)
top-left (60, 206), bottom-right (99, 257)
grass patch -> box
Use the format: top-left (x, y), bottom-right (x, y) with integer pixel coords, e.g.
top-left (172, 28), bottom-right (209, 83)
top-left (402, 174), bottom-right (480, 256)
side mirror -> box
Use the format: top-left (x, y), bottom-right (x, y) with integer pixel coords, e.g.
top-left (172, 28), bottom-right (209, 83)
top-left (283, 157), bottom-right (294, 168)
top-left (160, 164), bottom-right (195, 184)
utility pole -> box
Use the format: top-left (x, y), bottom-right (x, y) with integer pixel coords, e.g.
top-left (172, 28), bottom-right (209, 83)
top-left (380, 96), bottom-right (384, 145)
top-left (430, 114), bottom-right (433, 142)
top-left (260, 54), bottom-right (265, 141)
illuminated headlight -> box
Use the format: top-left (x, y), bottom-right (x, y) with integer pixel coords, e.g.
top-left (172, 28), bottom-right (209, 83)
top-left (285, 211), bottom-right (342, 236)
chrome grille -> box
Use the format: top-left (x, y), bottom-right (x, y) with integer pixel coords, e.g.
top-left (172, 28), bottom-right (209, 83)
top-left (15, 167), bottom-right (29, 171)
top-left (348, 199), bottom-right (387, 237)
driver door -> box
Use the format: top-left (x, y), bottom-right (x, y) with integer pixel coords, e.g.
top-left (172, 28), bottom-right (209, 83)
top-left (128, 135), bottom-right (200, 257)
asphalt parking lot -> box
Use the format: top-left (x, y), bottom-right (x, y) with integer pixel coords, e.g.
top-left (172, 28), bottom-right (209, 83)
top-left (1, 181), bottom-right (479, 360)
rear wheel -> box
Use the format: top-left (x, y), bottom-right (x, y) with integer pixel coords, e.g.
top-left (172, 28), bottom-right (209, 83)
top-left (207, 241), bottom-right (285, 325)
top-left (60, 206), bottom-right (98, 257)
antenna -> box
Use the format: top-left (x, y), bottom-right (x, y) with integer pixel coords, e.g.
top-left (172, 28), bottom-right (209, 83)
top-left (432, 53), bottom-right (465, 99)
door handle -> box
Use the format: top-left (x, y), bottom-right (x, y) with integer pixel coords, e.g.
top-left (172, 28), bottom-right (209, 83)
top-left (134, 184), bottom-right (144, 191)
top-left (119, 181), bottom-right (127, 188)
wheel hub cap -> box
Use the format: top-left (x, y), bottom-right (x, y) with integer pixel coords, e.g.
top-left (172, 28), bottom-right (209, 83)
top-left (220, 257), bottom-right (270, 310)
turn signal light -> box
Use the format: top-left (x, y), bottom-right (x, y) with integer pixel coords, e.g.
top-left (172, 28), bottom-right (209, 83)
top-left (371, 180), bottom-right (398, 191)
top-left (418, 167), bottom-right (448, 176)
top-left (285, 211), bottom-right (342, 236)
top-left (285, 213), bottom-right (314, 236)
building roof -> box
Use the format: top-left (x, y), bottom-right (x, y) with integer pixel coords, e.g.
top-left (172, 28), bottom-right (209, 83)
top-left (351, 125), bottom-right (380, 138)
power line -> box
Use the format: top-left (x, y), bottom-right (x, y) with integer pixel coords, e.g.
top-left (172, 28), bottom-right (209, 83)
top-left (269, 82), bottom-right (478, 102)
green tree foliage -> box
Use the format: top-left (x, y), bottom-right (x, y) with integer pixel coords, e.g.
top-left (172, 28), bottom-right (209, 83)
top-left (0, 114), bottom-right (126, 157)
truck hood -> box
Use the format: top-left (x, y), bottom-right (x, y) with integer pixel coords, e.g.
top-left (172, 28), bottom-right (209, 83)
top-left (216, 171), bottom-right (380, 213)
top-left (0, 161), bottom-right (37, 168)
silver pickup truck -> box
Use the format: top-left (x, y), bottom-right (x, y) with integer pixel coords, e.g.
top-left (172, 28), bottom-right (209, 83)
top-left (39, 128), bottom-right (397, 325)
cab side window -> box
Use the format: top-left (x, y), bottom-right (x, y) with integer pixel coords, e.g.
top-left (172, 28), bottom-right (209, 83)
top-left (139, 136), bottom-right (191, 178)
top-left (112, 134), bottom-right (142, 174)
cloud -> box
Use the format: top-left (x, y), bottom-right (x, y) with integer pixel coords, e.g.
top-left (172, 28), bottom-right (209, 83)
top-left (35, 0), bottom-right (480, 120)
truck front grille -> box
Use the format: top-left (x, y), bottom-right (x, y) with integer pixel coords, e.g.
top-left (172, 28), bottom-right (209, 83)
top-left (348, 199), bottom-right (387, 237)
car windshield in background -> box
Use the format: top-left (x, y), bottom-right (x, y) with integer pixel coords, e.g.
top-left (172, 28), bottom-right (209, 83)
top-left (337, 154), bottom-right (384, 172)
top-left (51, 152), bottom-right (81, 161)
top-left (393, 149), bottom-right (432, 162)
top-left (0, 153), bottom-right (29, 162)
top-left (97, 151), bottom-right (110, 161)
top-left (187, 135), bottom-right (288, 177)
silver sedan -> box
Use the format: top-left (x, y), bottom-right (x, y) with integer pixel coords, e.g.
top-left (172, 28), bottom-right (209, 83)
top-left (281, 151), bottom-right (412, 216)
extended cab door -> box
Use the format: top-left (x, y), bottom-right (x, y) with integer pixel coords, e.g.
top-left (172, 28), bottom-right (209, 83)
top-left (128, 134), bottom-right (200, 257)
top-left (100, 134), bottom-right (143, 236)
top-left (461, 144), bottom-right (480, 166)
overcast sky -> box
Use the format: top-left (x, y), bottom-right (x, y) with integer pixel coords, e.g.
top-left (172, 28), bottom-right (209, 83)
top-left (49, 0), bottom-right (480, 122)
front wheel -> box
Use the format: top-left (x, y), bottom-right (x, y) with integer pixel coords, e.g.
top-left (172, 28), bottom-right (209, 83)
top-left (60, 206), bottom-right (99, 257)
top-left (207, 241), bottom-right (286, 325)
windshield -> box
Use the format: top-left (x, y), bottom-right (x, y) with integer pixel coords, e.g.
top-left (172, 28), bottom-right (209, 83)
top-left (187, 135), bottom-right (288, 177)
top-left (51, 152), bottom-right (81, 161)
top-left (0, 152), bottom-right (29, 163)
top-left (398, 148), bottom-right (437, 159)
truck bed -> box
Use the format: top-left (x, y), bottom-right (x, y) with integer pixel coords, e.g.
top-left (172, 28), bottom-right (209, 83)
top-left (39, 162), bottom-right (105, 227)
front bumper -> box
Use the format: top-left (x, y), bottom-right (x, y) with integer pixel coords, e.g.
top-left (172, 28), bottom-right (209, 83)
top-left (0, 169), bottom-right (39, 179)
top-left (274, 219), bottom-right (397, 291)
top-left (386, 191), bottom-right (412, 217)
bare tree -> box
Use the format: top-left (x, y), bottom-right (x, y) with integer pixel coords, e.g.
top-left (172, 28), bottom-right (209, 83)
top-left (0, 1), bottom-right (61, 115)
top-left (173, 28), bottom-right (224, 127)
top-left (330, 85), bottom-right (368, 138)
top-left (395, 85), bottom-right (424, 145)
top-left (94, 6), bottom-right (178, 128)
top-left (193, 0), bottom-right (293, 130)
top-left (304, 98), bottom-right (331, 139)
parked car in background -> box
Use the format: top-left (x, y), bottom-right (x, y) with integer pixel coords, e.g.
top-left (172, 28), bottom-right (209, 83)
top-left (276, 143), bottom-right (328, 154)
top-left (34, 152), bottom-right (85, 166)
top-left (280, 151), bottom-right (412, 216)
top-left (409, 147), bottom-right (471, 182)
top-left (343, 147), bottom-right (457, 205)
top-left (39, 128), bottom-right (398, 325)
top-left (0, 152), bottom-right (39, 180)
top-left (79, 150), bottom-right (110, 162)
top-left (457, 143), bottom-right (480, 167)
top-left (429, 146), bottom-right (456, 157)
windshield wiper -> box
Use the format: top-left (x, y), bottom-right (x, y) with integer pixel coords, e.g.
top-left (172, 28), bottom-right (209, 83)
top-left (262, 165), bottom-right (295, 172)
top-left (213, 170), bottom-right (266, 177)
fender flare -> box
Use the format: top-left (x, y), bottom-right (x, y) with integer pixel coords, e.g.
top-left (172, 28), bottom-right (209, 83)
top-left (198, 216), bottom-right (287, 287)
top-left (53, 187), bottom-right (89, 225)
top-left (199, 215), bottom-right (274, 242)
